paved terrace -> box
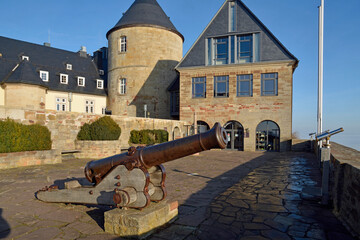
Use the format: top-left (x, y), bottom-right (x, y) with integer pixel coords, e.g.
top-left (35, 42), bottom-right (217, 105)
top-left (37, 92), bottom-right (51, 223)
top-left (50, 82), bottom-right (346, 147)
top-left (0, 151), bottom-right (356, 240)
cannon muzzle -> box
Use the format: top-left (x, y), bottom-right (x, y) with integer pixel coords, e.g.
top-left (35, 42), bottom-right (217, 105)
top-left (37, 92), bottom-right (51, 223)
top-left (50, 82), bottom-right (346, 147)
top-left (85, 122), bottom-right (227, 184)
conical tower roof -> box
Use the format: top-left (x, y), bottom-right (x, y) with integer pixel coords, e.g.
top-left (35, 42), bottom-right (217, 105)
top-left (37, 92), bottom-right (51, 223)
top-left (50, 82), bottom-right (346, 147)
top-left (106, 0), bottom-right (184, 41)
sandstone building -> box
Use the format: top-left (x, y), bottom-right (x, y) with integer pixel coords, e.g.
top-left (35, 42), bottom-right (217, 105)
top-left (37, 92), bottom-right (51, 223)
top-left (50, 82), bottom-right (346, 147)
top-left (0, 0), bottom-right (297, 151)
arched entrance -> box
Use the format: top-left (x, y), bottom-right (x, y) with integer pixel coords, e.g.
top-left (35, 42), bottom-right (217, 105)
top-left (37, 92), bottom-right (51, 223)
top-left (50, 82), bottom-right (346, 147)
top-left (173, 126), bottom-right (181, 140)
top-left (224, 121), bottom-right (244, 151)
top-left (197, 121), bottom-right (210, 133)
top-left (256, 120), bottom-right (280, 152)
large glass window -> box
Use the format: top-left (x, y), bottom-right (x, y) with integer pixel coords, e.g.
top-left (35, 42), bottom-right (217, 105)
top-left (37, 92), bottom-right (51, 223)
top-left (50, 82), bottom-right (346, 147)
top-left (237, 35), bottom-right (253, 63)
top-left (261, 73), bottom-right (278, 96)
top-left (256, 120), bottom-right (280, 152)
top-left (237, 74), bottom-right (253, 97)
top-left (214, 76), bottom-right (229, 98)
top-left (214, 37), bottom-right (228, 65)
top-left (207, 33), bottom-right (259, 66)
top-left (192, 77), bottom-right (206, 98)
top-left (119, 78), bottom-right (126, 94)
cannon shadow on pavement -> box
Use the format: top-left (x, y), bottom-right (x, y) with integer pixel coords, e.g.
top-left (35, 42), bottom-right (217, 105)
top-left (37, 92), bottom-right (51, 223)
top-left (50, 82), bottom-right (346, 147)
top-left (0, 208), bottom-right (10, 239)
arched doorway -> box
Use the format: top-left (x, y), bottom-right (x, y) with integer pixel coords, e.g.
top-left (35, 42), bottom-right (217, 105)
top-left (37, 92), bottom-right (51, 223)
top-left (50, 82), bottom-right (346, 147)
top-left (173, 126), bottom-right (181, 140)
top-left (197, 121), bottom-right (210, 133)
top-left (256, 120), bottom-right (280, 152)
top-left (224, 121), bottom-right (244, 151)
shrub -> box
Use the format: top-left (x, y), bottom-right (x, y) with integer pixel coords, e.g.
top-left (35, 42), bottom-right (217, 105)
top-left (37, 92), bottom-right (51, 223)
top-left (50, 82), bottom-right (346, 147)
top-left (77, 116), bottom-right (121, 141)
top-left (129, 129), bottom-right (168, 145)
top-left (0, 118), bottom-right (52, 153)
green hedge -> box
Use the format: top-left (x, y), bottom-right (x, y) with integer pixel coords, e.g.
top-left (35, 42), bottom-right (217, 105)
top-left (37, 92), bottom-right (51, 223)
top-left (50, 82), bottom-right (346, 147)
top-left (77, 116), bottom-right (121, 141)
top-left (0, 119), bottom-right (52, 153)
top-left (129, 129), bottom-right (168, 145)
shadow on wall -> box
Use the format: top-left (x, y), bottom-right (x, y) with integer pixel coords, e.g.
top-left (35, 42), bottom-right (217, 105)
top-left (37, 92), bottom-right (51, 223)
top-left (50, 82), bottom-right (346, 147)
top-left (0, 208), bottom-right (10, 238)
top-left (129, 60), bottom-right (179, 119)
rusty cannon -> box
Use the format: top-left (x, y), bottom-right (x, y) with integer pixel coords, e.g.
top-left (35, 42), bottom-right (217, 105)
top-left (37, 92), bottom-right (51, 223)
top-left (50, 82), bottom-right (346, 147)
top-left (36, 123), bottom-right (228, 209)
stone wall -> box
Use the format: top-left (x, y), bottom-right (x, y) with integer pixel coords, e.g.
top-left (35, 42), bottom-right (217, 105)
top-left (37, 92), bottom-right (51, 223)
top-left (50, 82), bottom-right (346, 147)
top-left (0, 106), bottom-right (188, 152)
top-left (329, 143), bottom-right (360, 236)
top-left (292, 139), bottom-right (313, 152)
top-left (178, 61), bottom-right (295, 151)
top-left (107, 26), bottom-right (183, 119)
top-left (74, 140), bottom-right (121, 159)
top-left (0, 149), bottom-right (61, 169)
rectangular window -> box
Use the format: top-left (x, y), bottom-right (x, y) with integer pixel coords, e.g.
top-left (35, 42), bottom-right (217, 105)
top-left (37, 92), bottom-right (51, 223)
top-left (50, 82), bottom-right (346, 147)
top-left (77, 77), bottom-right (85, 87)
top-left (207, 38), bottom-right (212, 66)
top-left (214, 37), bottom-right (228, 65)
top-left (237, 74), bottom-right (253, 97)
top-left (39, 71), bottom-right (49, 82)
top-left (56, 98), bottom-right (67, 111)
top-left (60, 74), bottom-right (68, 84)
top-left (237, 35), bottom-right (253, 63)
top-left (85, 100), bottom-right (95, 113)
top-left (119, 36), bottom-right (127, 53)
top-left (66, 64), bottom-right (72, 70)
top-left (97, 79), bottom-right (104, 89)
top-left (261, 73), bottom-right (278, 96)
top-left (214, 76), bottom-right (229, 98)
top-left (119, 78), bottom-right (126, 94)
top-left (192, 77), bottom-right (206, 98)
top-left (229, 2), bottom-right (236, 32)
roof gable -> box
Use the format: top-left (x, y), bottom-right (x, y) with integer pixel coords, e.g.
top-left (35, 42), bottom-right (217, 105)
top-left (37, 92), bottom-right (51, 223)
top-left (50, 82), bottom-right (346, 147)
top-left (177, 0), bottom-right (297, 69)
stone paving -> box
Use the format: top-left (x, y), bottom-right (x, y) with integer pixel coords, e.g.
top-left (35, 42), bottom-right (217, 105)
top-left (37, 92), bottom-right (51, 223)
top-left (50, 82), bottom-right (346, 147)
top-left (0, 150), bottom-right (356, 240)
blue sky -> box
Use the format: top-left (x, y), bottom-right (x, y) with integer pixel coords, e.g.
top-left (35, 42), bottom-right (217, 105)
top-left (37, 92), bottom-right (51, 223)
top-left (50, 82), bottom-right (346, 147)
top-left (0, 0), bottom-right (359, 150)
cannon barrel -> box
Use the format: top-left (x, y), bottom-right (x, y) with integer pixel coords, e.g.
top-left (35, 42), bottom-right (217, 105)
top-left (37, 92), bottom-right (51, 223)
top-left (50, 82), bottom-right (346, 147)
top-left (85, 122), bottom-right (227, 184)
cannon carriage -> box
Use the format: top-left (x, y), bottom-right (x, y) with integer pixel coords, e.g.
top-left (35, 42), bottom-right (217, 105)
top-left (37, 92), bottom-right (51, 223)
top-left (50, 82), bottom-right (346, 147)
top-left (36, 123), bottom-right (228, 209)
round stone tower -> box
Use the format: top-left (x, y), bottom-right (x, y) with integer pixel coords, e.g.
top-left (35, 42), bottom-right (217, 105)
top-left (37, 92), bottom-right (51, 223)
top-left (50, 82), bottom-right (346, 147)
top-left (106, 0), bottom-right (184, 119)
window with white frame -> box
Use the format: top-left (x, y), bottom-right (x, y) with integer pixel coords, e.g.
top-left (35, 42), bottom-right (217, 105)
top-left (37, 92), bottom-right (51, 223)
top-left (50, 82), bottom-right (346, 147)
top-left (99, 69), bottom-right (104, 75)
top-left (39, 71), bottom-right (49, 82)
top-left (56, 98), bottom-right (67, 111)
top-left (119, 78), bottom-right (126, 94)
top-left (77, 77), bottom-right (85, 87)
top-left (207, 33), bottom-right (260, 66)
top-left (66, 64), bottom-right (72, 70)
top-left (85, 100), bottom-right (95, 113)
top-left (60, 74), bottom-right (68, 84)
top-left (119, 36), bottom-right (127, 53)
top-left (97, 79), bottom-right (104, 89)
top-left (22, 56), bottom-right (29, 61)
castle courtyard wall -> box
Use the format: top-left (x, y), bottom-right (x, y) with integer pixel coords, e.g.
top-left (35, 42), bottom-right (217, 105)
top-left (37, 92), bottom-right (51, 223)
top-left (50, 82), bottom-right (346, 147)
top-left (0, 106), bottom-right (188, 152)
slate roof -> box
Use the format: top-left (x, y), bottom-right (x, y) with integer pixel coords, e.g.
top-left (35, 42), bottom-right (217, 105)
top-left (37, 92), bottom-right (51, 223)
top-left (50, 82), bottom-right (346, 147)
top-left (177, 0), bottom-right (298, 69)
top-left (106, 0), bottom-right (184, 41)
top-left (0, 36), bottom-right (106, 96)
top-left (2, 60), bottom-right (48, 88)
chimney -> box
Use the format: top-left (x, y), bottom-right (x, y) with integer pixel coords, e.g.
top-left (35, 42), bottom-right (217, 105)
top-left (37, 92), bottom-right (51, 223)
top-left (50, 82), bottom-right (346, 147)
top-left (44, 42), bottom-right (51, 47)
top-left (79, 46), bottom-right (87, 58)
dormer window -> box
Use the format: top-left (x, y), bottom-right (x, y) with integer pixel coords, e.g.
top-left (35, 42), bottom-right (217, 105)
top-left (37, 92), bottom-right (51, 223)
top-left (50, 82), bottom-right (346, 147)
top-left (40, 71), bottom-right (49, 82)
top-left (97, 79), bottom-right (104, 89)
top-left (78, 77), bottom-right (85, 87)
top-left (22, 56), bottom-right (29, 61)
top-left (119, 36), bottom-right (127, 53)
top-left (99, 70), bottom-right (104, 76)
top-left (66, 64), bottom-right (72, 70)
top-left (60, 74), bottom-right (68, 84)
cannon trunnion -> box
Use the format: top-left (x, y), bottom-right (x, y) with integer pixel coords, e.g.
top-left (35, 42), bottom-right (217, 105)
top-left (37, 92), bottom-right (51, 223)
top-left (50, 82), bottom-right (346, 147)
top-left (36, 123), bottom-right (227, 209)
